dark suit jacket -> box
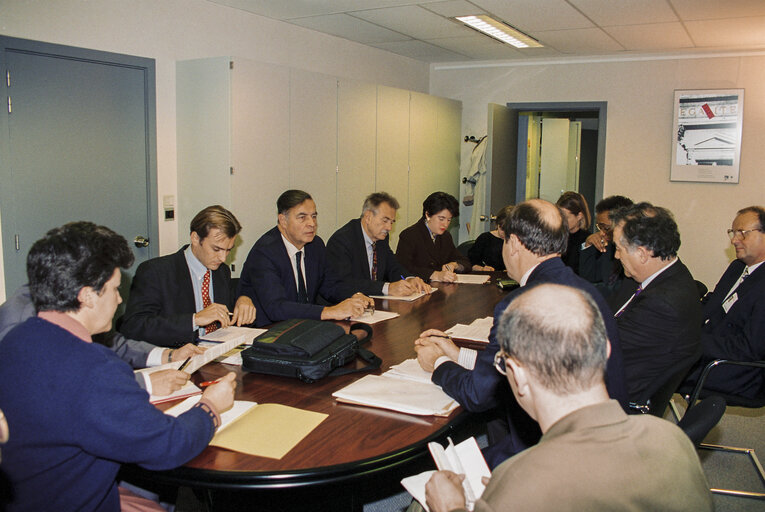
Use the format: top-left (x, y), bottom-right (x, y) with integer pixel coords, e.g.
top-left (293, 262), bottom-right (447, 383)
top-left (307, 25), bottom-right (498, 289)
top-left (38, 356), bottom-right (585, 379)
top-left (326, 218), bottom-right (412, 296)
top-left (432, 257), bottom-right (627, 466)
top-left (615, 259), bottom-right (702, 402)
top-left (119, 246), bottom-right (235, 347)
top-left (687, 260), bottom-right (765, 398)
top-left (239, 227), bottom-right (348, 327)
top-left (395, 217), bottom-right (471, 281)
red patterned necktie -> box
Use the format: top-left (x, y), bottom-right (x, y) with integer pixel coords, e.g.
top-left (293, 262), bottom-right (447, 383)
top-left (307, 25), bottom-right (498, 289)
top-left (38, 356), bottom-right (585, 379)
top-left (202, 270), bottom-right (218, 333)
top-left (371, 242), bottom-right (378, 281)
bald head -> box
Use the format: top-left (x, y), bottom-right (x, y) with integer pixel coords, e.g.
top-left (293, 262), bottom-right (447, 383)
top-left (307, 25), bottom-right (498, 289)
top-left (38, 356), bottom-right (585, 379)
top-left (499, 199), bottom-right (568, 257)
top-left (497, 283), bottom-right (608, 394)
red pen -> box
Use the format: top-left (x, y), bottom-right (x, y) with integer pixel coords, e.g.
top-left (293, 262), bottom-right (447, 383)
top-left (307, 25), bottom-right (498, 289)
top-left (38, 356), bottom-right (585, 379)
top-left (198, 379), bottom-right (222, 387)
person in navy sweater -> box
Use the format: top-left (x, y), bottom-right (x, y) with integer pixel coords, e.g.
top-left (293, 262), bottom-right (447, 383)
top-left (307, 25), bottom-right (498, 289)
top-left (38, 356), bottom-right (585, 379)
top-left (0, 222), bottom-right (236, 512)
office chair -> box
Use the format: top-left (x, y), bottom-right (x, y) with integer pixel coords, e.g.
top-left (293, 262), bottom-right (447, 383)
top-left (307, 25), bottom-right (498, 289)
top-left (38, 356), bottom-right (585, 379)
top-left (456, 240), bottom-right (475, 259)
top-left (683, 359), bottom-right (765, 499)
top-left (629, 359), bottom-right (697, 417)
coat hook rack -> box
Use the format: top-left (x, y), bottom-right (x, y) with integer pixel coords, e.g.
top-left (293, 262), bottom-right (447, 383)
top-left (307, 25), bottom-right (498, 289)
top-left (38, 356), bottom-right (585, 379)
top-left (464, 135), bottom-right (485, 144)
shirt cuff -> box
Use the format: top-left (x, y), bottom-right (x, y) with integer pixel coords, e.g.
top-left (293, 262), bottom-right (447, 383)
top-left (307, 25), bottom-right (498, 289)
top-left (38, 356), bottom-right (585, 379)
top-left (433, 355), bottom-right (452, 370)
top-left (146, 347), bottom-right (166, 367)
top-left (195, 399), bottom-right (222, 429)
top-left (382, 282), bottom-right (390, 295)
top-left (142, 372), bottom-right (153, 395)
top-left (458, 348), bottom-right (477, 370)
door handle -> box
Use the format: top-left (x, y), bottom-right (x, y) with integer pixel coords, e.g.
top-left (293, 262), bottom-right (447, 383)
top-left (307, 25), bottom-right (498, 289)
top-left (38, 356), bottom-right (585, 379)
top-left (479, 215), bottom-right (496, 222)
top-left (134, 236), bottom-right (150, 248)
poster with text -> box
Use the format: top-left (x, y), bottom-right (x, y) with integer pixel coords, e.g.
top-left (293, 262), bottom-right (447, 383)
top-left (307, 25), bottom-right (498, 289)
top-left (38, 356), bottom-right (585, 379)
top-left (670, 89), bottom-right (743, 183)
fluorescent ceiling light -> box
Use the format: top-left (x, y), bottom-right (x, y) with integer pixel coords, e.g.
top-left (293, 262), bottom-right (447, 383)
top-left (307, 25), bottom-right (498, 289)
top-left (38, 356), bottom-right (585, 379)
top-left (455, 15), bottom-right (542, 48)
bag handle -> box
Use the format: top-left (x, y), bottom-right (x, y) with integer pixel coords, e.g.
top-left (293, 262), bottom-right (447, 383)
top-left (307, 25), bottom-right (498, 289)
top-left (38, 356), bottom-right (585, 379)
top-left (327, 323), bottom-right (380, 377)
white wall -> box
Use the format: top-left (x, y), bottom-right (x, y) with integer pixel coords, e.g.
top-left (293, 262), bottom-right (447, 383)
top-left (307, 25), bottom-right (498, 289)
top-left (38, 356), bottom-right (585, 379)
top-left (0, 0), bottom-right (429, 300)
top-left (430, 55), bottom-right (765, 287)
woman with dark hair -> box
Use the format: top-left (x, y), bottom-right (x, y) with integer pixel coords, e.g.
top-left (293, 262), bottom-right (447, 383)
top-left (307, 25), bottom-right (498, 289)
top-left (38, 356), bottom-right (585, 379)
top-left (395, 192), bottom-right (470, 282)
top-left (556, 191), bottom-right (591, 274)
top-left (468, 204), bottom-right (513, 271)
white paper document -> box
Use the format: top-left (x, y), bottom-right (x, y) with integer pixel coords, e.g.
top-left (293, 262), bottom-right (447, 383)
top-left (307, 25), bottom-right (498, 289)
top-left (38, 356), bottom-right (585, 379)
top-left (453, 274), bottom-right (490, 284)
top-left (332, 372), bottom-right (458, 416)
top-left (200, 326), bottom-right (266, 344)
top-left (349, 310), bottom-right (400, 324)
top-left (401, 437), bottom-right (490, 511)
top-left (136, 335), bottom-right (246, 376)
top-left (445, 316), bottom-right (493, 344)
top-left (148, 381), bottom-right (201, 405)
top-left (165, 396), bottom-right (257, 432)
top-left (370, 288), bottom-right (437, 301)
top-left (385, 358), bottom-right (434, 384)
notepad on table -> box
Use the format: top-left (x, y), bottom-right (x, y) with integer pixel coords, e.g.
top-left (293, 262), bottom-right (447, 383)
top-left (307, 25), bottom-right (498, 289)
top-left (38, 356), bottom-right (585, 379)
top-left (165, 397), bottom-right (328, 459)
top-left (401, 436), bottom-right (490, 511)
top-left (349, 310), bottom-right (400, 324)
top-left (453, 274), bottom-right (490, 284)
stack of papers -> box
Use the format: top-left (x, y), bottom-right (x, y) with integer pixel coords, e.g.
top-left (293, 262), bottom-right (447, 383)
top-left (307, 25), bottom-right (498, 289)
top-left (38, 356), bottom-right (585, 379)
top-left (453, 274), bottom-right (490, 285)
top-left (148, 381), bottom-right (201, 404)
top-left (445, 316), bottom-right (493, 344)
top-left (198, 326), bottom-right (267, 366)
top-left (332, 361), bottom-right (458, 416)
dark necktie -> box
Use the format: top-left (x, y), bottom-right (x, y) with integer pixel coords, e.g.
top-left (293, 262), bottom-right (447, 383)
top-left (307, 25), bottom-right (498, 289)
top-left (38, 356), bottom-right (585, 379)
top-left (371, 242), bottom-right (378, 281)
top-left (614, 284), bottom-right (643, 318)
top-left (202, 270), bottom-right (218, 333)
top-left (296, 251), bottom-right (308, 304)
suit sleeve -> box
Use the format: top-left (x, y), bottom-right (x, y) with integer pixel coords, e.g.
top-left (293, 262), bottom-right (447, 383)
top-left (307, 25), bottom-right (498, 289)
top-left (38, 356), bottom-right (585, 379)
top-left (119, 261), bottom-right (196, 347)
top-left (395, 230), bottom-right (436, 281)
top-left (578, 244), bottom-right (600, 283)
top-left (431, 315), bottom-right (504, 412)
top-left (443, 232), bottom-right (471, 272)
top-left (107, 332), bottom-right (153, 369)
top-left (380, 243), bottom-right (414, 283)
top-left (75, 354), bottom-right (215, 470)
top-left (326, 233), bottom-right (384, 296)
top-left (701, 296), bottom-right (765, 361)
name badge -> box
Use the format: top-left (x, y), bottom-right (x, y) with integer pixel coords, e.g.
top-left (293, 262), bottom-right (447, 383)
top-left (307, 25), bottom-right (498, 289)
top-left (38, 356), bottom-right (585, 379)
top-left (722, 292), bottom-right (738, 313)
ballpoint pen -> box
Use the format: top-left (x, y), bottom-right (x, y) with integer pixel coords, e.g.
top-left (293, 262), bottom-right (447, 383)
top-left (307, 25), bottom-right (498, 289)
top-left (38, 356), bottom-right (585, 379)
top-left (178, 357), bottom-right (192, 371)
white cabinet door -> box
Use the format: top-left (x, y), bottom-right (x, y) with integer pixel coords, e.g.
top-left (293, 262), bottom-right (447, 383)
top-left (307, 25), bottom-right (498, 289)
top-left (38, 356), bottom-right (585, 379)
top-left (376, 86), bottom-right (410, 250)
top-left (289, 69), bottom-right (338, 242)
top-left (337, 79), bottom-right (377, 227)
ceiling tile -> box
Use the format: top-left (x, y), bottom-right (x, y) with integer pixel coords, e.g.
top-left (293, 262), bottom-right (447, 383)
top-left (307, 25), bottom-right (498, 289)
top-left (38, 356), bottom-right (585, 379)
top-left (532, 27), bottom-right (625, 53)
top-left (289, 13), bottom-right (411, 43)
top-left (351, 5), bottom-right (474, 39)
top-left (425, 35), bottom-right (525, 59)
top-left (685, 16), bottom-right (765, 47)
top-left (370, 39), bottom-right (471, 61)
top-left (670, 0), bottom-right (765, 21)
top-left (421, 0), bottom-right (487, 18)
top-left (604, 22), bottom-right (694, 51)
top-left (473, 0), bottom-right (594, 31)
top-left (570, 0), bottom-right (678, 26)
top-left (208, 0), bottom-right (424, 20)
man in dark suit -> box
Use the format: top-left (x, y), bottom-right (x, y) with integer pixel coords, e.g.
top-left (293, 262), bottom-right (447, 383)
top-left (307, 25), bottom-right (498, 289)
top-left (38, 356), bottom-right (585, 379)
top-left (327, 192), bottom-right (429, 297)
top-left (239, 190), bottom-right (372, 327)
top-left (414, 199), bottom-right (627, 467)
top-left (610, 202), bottom-right (702, 403)
top-left (683, 206), bottom-right (765, 399)
top-left (120, 205), bottom-right (256, 347)
top-left (423, 284), bottom-right (712, 512)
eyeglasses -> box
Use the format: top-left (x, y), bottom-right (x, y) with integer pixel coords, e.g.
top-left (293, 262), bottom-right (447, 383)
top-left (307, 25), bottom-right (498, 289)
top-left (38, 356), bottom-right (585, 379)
top-left (493, 350), bottom-right (507, 376)
top-left (595, 223), bottom-right (612, 233)
top-left (727, 228), bottom-right (763, 241)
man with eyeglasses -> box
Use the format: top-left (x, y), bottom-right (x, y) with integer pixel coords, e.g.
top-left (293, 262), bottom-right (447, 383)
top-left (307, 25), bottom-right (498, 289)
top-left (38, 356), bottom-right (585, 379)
top-left (422, 284), bottom-right (712, 512)
top-left (578, 195), bottom-right (634, 306)
top-left (414, 199), bottom-right (627, 468)
top-left (682, 206), bottom-right (765, 399)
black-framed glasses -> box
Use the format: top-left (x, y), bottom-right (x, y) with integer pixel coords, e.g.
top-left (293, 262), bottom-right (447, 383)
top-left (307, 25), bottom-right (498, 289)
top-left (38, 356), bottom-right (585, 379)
top-left (727, 228), bottom-right (763, 241)
top-left (493, 350), bottom-right (507, 376)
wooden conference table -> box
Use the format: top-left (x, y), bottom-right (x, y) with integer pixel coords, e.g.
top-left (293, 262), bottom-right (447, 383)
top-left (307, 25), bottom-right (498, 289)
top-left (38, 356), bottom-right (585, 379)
top-left (122, 274), bottom-right (511, 495)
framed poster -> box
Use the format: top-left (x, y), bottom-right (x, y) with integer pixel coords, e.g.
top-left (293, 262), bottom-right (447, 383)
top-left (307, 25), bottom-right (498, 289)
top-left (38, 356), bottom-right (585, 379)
top-left (670, 89), bottom-right (744, 183)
